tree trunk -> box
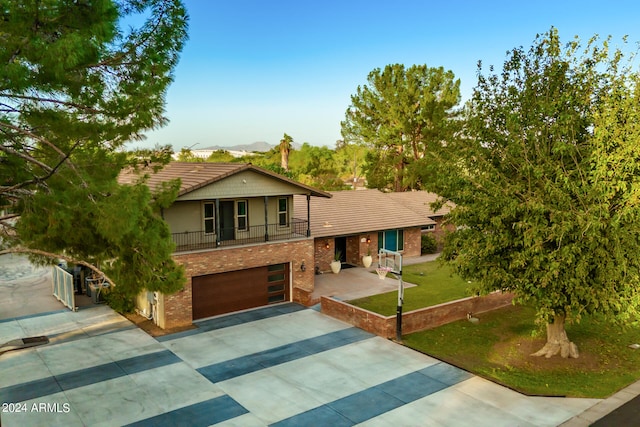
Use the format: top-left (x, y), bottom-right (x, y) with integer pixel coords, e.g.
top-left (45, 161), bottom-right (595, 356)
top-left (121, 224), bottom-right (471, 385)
top-left (394, 144), bottom-right (404, 192)
top-left (531, 314), bottom-right (579, 358)
top-left (281, 149), bottom-right (289, 171)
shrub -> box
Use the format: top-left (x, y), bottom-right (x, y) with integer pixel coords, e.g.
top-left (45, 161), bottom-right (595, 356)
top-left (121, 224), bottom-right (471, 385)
top-left (421, 233), bottom-right (438, 254)
top-left (104, 286), bottom-right (136, 313)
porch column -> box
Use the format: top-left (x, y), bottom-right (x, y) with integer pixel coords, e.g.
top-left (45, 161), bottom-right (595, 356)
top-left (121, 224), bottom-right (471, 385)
top-left (215, 199), bottom-right (221, 246)
top-left (306, 194), bottom-right (311, 237)
top-left (264, 196), bottom-right (269, 241)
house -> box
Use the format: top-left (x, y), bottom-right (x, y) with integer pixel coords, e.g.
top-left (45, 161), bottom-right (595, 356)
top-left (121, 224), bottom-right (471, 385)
top-left (118, 162), bottom-right (330, 329)
top-left (294, 189), bottom-right (447, 273)
top-left (386, 190), bottom-right (454, 247)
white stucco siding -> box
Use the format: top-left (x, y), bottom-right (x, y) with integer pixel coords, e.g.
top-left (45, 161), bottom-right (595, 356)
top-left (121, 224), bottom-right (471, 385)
top-left (163, 200), bottom-right (201, 233)
top-left (175, 170), bottom-right (308, 200)
top-left (163, 196), bottom-right (296, 234)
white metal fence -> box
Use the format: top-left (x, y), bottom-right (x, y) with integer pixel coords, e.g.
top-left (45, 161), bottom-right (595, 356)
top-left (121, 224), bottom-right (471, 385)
top-left (52, 266), bottom-right (75, 311)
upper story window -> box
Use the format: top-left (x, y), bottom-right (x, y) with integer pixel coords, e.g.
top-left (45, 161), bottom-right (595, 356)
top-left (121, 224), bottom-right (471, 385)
top-left (204, 202), bottom-right (215, 234)
top-left (278, 197), bottom-right (288, 227)
top-left (237, 200), bottom-right (248, 231)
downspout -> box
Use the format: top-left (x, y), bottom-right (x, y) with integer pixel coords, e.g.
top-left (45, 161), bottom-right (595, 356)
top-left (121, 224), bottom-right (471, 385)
top-left (306, 194), bottom-right (311, 237)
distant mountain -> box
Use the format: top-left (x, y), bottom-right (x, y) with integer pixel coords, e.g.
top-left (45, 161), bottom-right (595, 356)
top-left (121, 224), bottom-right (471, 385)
top-left (202, 141), bottom-right (302, 153)
top-left (202, 141), bottom-right (272, 152)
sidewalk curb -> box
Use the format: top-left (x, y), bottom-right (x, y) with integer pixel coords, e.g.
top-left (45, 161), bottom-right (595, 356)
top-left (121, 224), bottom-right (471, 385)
top-left (559, 373), bottom-right (640, 426)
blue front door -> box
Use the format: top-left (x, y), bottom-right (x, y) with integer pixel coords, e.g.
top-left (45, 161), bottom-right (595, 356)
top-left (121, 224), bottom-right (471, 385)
top-left (384, 230), bottom-right (398, 251)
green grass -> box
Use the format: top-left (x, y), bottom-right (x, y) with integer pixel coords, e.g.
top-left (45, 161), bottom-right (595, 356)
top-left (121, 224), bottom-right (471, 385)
top-left (348, 260), bottom-right (640, 397)
top-left (349, 261), bottom-right (471, 316)
top-left (403, 304), bottom-right (640, 398)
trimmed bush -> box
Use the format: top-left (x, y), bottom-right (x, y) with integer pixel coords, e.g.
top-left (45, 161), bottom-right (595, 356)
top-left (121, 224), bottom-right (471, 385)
top-left (421, 233), bottom-right (438, 254)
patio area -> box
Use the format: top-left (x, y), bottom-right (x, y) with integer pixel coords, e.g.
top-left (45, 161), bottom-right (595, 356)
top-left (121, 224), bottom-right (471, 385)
top-left (310, 254), bottom-right (439, 303)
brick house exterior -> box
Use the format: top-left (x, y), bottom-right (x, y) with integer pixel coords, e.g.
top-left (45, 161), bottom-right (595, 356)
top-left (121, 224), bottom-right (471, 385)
top-left (295, 190), bottom-right (442, 273)
top-left (119, 162), bottom-right (330, 329)
top-left (387, 191), bottom-right (455, 250)
top-left (119, 163), bottom-right (453, 330)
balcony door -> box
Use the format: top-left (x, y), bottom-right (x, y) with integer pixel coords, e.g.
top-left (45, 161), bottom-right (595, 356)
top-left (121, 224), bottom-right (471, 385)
top-left (220, 201), bottom-right (235, 241)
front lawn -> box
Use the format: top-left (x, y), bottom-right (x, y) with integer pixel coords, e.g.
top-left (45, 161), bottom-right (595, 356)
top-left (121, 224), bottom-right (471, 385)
top-left (404, 304), bottom-right (640, 398)
top-left (349, 261), bottom-right (471, 316)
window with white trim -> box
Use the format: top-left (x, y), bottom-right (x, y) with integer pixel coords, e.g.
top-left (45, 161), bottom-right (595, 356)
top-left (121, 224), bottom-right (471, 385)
top-left (204, 202), bottom-right (215, 234)
top-left (237, 200), bottom-right (248, 231)
top-left (278, 197), bottom-right (288, 226)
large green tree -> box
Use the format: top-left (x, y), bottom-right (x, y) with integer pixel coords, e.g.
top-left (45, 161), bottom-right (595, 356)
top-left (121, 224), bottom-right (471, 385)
top-left (334, 139), bottom-right (368, 188)
top-left (0, 0), bottom-right (189, 311)
top-left (341, 64), bottom-right (461, 191)
top-left (425, 28), bottom-right (640, 358)
top-left (247, 145), bottom-right (292, 178)
top-left (290, 143), bottom-right (347, 191)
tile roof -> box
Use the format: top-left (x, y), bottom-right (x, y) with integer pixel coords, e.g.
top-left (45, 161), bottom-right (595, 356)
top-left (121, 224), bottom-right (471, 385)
top-left (294, 189), bottom-right (437, 238)
top-left (386, 190), bottom-right (454, 217)
top-left (118, 162), bottom-right (330, 198)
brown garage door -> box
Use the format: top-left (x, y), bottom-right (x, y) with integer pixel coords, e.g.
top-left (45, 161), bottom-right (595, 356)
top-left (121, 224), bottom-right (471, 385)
top-left (192, 263), bottom-right (290, 320)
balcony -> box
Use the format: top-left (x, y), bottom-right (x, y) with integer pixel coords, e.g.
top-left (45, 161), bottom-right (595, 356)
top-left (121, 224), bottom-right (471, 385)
top-left (172, 218), bottom-right (310, 252)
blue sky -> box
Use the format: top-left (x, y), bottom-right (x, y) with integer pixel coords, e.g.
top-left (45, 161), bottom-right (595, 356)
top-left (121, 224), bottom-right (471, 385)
top-left (138, 0), bottom-right (640, 151)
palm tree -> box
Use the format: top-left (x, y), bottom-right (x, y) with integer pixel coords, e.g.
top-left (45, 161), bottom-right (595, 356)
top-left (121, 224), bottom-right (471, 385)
top-left (279, 133), bottom-right (293, 171)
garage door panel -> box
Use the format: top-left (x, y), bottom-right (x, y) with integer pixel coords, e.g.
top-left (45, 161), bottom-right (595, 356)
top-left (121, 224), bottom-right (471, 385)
top-left (192, 264), bottom-right (290, 320)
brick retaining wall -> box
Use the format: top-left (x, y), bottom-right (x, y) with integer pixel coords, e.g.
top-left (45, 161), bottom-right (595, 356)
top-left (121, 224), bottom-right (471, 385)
top-left (321, 292), bottom-right (514, 339)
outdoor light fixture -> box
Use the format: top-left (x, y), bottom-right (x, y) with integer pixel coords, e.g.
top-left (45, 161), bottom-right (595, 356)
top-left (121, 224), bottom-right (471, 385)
top-left (300, 261), bottom-right (306, 272)
top-left (325, 240), bottom-right (330, 249)
top-left (366, 235), bottom-right (371, 244)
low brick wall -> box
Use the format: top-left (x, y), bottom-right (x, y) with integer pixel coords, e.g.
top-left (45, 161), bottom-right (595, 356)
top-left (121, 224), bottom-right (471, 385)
top-left (320, 299), bottom-right (394, 337)
top-left (321, 292), bottom-right (514, 339)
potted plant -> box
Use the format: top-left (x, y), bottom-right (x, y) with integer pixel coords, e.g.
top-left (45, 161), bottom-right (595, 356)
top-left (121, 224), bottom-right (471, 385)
top-left (362, 246), bottom-right (373, 268)
top-left (330, 250), bottom-right (342, 274)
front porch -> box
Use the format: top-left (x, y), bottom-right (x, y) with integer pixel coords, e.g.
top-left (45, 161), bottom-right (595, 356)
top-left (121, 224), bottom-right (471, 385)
top-left (310, 264), bottom-right (408, 304)
top-left (309, 253), bottom-right (438, 304)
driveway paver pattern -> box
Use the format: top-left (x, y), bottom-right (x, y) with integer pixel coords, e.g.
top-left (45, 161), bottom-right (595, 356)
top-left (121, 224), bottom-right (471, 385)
top-left (0, 303), bottom-right (600, 426)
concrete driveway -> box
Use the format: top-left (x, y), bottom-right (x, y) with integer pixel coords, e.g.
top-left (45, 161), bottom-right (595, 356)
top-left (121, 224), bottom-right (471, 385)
top-left (1, 302), bottom-right (601, 426)
top-left (0, 253), bottom-right (612, 426)
top-left (0, 254), bottom-right (65, 318)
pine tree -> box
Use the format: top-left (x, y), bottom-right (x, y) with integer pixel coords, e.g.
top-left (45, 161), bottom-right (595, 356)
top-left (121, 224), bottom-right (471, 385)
top-left (342, 64), bottom-right (461, 191)
top-left (0, 0), bottom-right (189, 311)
